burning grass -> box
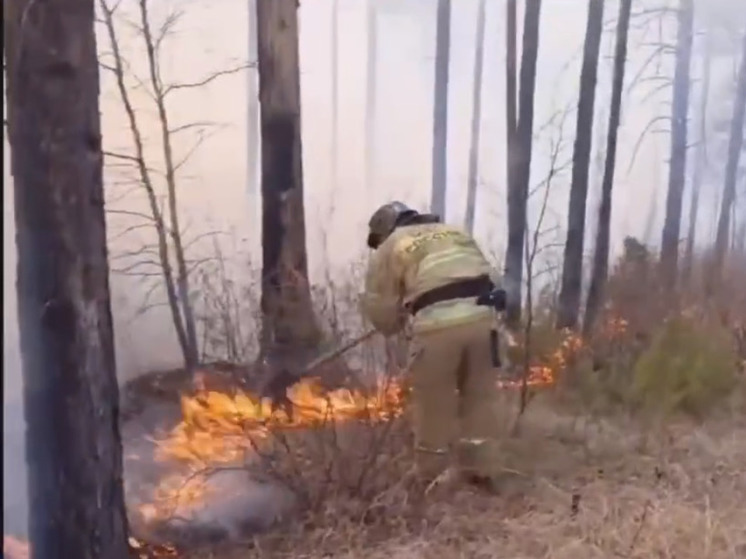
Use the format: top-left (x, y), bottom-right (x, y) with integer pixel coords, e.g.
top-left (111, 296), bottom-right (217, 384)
top-left (133, 329), bottom-right (571, 534)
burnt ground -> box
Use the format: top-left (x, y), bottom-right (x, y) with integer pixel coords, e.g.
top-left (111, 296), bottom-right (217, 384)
top-left (120, 360), bottom-right (368, 550)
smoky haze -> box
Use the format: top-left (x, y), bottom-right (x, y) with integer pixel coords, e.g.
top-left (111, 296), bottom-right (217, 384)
top-left (3, 0), bottom-right (745, 539)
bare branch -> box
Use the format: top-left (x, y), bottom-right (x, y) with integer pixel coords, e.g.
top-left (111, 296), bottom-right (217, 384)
top-left (162, 64), bottom-right (251, 97)
top-left (626, 114), bottom-right (671, 175)
top-left (168, 121), bottom-right (222, 135)
top-left (106, 208), bottom-right (157, 222)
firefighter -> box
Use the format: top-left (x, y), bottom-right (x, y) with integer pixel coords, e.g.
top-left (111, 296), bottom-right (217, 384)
top-left (360, 201), bottom-right (504, 490)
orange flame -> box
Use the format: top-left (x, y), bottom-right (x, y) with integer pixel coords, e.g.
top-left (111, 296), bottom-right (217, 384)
top-left (1, 535), bottom-right (177, 559)
top-left (143, 323), bottom-right (606, 524)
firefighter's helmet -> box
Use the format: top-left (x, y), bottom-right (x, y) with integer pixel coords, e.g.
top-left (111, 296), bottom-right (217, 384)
top-left (367, 201), bottom-right (418, 249)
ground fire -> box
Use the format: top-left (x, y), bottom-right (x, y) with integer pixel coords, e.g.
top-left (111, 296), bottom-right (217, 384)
top-left (3, 325), bottom-right (610, 555)
top-left (2, 535), bottom-right (177, 559)
top-left (138, 330), bottom-right (588, 525)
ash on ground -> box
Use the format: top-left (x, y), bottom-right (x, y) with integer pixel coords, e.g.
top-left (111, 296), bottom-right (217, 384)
top-left (121, 368), bottom-right (298, 545)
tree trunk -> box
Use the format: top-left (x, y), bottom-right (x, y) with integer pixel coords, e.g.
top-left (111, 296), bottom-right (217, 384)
top-left (682, 32), bottom-right (711, 283)
top-left (736, 219), bottom-right (746, 253)
top-left (98, 0), bottom-right (193, 371)
top-left (557, 0), bottom-right (606, 330)
top-left (4, 0), bottom-right (129, 556)
top-left (330, 0), bottom-right (340, 192)
top-left (584, 0), bottom-right (633, 336)
top-left (505, 0), bottom-right (518, 198)
top-left (505, 0), bottom-right (542, 326)
top-left (714, 30), bottom-right (746, 275)
top-left (365, 0), bottom-right (378, 195)
top-left (256, 0), bottom-right (322, 361)
top-left (248, 0), bottom-right (261, 228)
top-left (138, 0), bottom-right (200, 370)
top-left (430, 0), bottom-right (451, 218)
top-left (587, 99), bottom-right (608, 247)
top-left (660, 0), bottom-right (694, 286)
top-left (505, 0), bottom-right (518, 281)
top-left (464, 0), bottom-right (487, 234)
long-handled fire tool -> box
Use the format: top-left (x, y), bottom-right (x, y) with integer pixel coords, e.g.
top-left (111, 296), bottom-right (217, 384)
top-left (259, 328), bottom-right (379, 414)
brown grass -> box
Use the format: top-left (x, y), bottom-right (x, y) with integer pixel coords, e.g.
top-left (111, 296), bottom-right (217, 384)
top-left (181, 393), bottom-right (746, 559)
top-left (174, 246), bottom-right (746, 558)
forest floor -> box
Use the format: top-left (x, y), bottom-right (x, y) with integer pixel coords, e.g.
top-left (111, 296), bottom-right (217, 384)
top-left (178, 396), bottom-right (746, 559)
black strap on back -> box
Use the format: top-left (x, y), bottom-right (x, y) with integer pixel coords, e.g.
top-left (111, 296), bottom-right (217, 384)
top-left (409, 275), bottom-right (494, 315)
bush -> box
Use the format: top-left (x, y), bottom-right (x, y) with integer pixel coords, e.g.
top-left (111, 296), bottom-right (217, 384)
top-left (631, 317), bottom-right (737, 418)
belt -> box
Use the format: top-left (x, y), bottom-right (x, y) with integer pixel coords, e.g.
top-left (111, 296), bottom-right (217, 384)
top-left (409, 275), bottom-right (494, 315)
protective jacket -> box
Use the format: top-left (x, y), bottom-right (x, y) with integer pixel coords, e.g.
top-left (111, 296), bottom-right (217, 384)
top-left (360, 222), bottom-right (501, 335)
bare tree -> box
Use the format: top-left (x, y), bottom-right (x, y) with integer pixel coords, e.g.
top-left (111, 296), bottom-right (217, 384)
top-left (431, 0), bottom-right (451, 218)
top-left (515, 106), bottom-right (573, 427)
top-left (557, 0), bottom-right (606, 330)
top-left (98, 0), bottom-right (245, 373)
top-left (331, 0), bottom-right (340, 192)
top-left (505, 0), bottom-right (543, 326)
top-left (256, 0), bottom-right (322, 362)
top-left (248, 0), bottom-right (261, 227)
top-left (5, 0), bottom-right (129, 556)
top-left (584, 0), bottom-right (634, 336)
top-left (682, 30), bottom-right (712, 283)
top-left (505, 0), bottom-right (518, 241)
top-left (660, 0), bottom-right (694, 285)
top-left (464, 0), bottom-right (487, 234)
top-left (365, 0), bottom-right (378, 194)
top-left (714, 30), bottom-right (746, 274)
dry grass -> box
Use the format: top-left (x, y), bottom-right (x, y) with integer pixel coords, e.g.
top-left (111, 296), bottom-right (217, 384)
top-left (182, 394), bottom-right (746, 559)
top-left (173, 246), bottom-right (746, 558)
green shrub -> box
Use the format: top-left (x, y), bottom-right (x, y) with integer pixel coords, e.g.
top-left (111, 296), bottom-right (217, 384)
top-left (632, 317), bottom-right (737, 418)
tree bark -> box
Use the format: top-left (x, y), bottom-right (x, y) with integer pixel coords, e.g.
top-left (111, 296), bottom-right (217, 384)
top-left (660, 0), bottom-right (694, 286)
top-left (4, 0), bottom-right (129, 556)
top-left (464, 0), bottom-right (487, 234)
top-left (365, 0), bottom-right (378, 195)
top-left (248, 0), bottom-right (261, 228)
top-left (430, 0), bottom-right (451, 218)
top-left (330, 0), bottom-right (340, 192)
top-left (682, 32), bottom-right (712, 283)
top-left (584, 0), bottom-right (633, 336)
top-left (714, 30), bottom-right (746, 274)
top-left (256, 0), bottom-right (322, 361)
top-left (505, 0), bottom-right (542, 326)
top-left (557, 0), bottom-right (606, 330)
top-left (505, 0), bottom-right (518, 199)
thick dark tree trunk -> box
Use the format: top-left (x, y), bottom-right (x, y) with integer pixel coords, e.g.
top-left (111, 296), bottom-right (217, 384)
top-left (557, 0), bottom-right (606, 330)
top-left (682, 33), bottom-right (712, 284)
top-left (430, 0), bottom-right (451, 218)
top-left (464, 0), bottom-right (487, 234)
top-left (714, 31), bottom-right (746, 275)
top-left (4, 0), bottom-right (129, 557)
top-left (505, 0), bottom-right (542, 326)
top-left (584, 0), bottom-right (633, 336)
top-left (256, 0), bottom-right (322, 363)
top-left (660, 0), bottom-right (694, 286)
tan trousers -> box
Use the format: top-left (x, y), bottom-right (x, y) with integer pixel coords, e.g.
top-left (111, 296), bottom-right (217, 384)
top-left (407, 317), bottom-right (501, 480)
